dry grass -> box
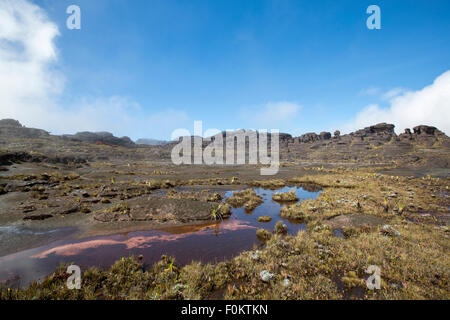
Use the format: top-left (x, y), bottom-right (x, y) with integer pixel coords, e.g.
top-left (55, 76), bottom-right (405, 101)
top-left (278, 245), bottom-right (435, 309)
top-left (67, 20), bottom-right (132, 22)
top-left (272, 190), bottom-right (299, 202)
top-left (1, 169), bottom-right (449, 300)
top-left (226, 189), bottom-right (263, 210)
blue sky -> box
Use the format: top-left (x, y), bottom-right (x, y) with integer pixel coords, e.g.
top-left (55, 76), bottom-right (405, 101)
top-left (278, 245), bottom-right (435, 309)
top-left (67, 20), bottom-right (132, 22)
top-left (1, 0), bottom-right (449, 139)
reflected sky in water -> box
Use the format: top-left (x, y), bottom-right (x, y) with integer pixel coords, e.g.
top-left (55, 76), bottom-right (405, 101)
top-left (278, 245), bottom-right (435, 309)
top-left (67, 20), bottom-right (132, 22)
top-left (0, 186), bottom-right (319, 286)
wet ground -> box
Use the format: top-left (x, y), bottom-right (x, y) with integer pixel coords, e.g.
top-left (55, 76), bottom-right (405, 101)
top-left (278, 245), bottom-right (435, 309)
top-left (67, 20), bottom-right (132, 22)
top-left (0, 186), bottom-right (319, 286)
top-left (378, 167), bottom-right (450, 178)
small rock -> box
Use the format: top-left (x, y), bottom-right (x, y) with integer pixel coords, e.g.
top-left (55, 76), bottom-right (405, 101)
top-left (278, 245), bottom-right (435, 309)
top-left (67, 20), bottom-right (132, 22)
top-left (260, 270), bottom-right (274, 282)
top-left (387, 193), bottom-right (397, 198)
top-left (258, 216), bottom-right (272, 223)
top-left (391, 283), bottom-right (402, 289)
top-left (20, 205), bottom-right (36, 213)
top-left (381, 224), bottom-right (401, 237)
top-left (23, 213), bottom-right (53, 221)
top-left (282, 278), bottom-right (291, 287)
top-left (251, 251), bottom-right (260, 261)
top-left (173, 283), bottom-right (186, 292)
top-left (52, 205), bottom-right (80, 215)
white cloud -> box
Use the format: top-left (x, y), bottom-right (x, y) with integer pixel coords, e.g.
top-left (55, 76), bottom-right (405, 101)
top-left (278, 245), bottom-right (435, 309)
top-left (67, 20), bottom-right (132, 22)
top-left (381, 87), bottom-right (407, 100)
top-left (344, 71), bottom-right (450, 135)
top-left (241, 101), bottom-right (302, 130)
top-left (0, 0), bottom-right (189, 141)
top-left (0, 0), bottom-right (63, 126)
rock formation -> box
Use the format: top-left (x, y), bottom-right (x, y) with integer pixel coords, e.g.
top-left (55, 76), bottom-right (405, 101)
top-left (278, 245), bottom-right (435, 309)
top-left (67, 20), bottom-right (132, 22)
top-left (0, 119), bottom-right (49, 138)
top-left (62, 132), bottom-right (135, 147)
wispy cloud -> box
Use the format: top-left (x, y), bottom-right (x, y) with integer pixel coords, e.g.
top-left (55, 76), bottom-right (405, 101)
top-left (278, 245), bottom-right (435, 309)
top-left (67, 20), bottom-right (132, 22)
top-left (0, 0), bottom-right (190, 140)
top-left (343, 71), bottom-right (450, 134)
top-left (240, 101), bottom-right (302, 130)
top-left (381, 87), bottom-right (408, 100)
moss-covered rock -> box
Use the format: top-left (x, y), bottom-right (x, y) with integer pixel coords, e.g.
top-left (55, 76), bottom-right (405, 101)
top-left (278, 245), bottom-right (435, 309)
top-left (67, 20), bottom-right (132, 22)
top-left (256, 229), bottom-right (272, 242)
top-left (272, 190), bottom-right (299, 202)
top-left (257, 216), bottom-right (272, 222)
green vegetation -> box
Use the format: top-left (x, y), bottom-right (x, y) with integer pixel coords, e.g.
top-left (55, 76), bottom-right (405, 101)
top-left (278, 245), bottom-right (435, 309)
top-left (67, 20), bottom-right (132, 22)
top-left (3, 216), bottom-right (448, 299)
top-left (272, 190), bottom-right (299, 202)
top-left (257, 216), bottom-right (272, 222)
top-left (211, 203), bottom-right (231, 220)
top-left (1, 166), bottom-right (449, 300)
top-left (256, 229), bottom-right (272, 242)
top-left (226, 189), bottom-right (263, 210)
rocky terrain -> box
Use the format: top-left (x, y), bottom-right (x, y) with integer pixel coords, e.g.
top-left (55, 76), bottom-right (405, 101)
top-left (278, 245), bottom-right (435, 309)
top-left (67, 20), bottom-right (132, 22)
top-left (62, 132), bottom-right (135, 148)
top-left (0, 119), bottom-right (49, 139)
top-left (1, 119), bottom-right (448, 170)
top-left (282, 123), bottom-right (450, 168)
top-left (0, 119), bottom-right (170, 163)
top-left (0, 118), bottom-right (448, 300)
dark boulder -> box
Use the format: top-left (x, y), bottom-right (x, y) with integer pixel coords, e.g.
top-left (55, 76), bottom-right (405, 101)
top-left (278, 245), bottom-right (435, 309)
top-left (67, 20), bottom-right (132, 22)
top-left (23, 213), bottom-right (53, 221)
top-left (298, 132), bottom-right (319, 143)
top-left (354, 123), bottom-right (395, 137)
top-left (413, 125), bottom-right (437, 135)
top-left (320, 132), bottom-right (332, 140)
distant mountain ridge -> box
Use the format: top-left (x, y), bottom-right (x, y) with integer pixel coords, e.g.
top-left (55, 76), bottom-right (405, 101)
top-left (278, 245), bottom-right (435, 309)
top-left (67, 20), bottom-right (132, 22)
top-left (0, 119), bottom-right (134, 147)
top-left (62, 132), bottom-right (135, 147)
top-left (135, 138), bottom-right (170, 146)
top-left (0, 119), bottom-right (49, 138)
top-left (0, 119), bottom-right (449, 168)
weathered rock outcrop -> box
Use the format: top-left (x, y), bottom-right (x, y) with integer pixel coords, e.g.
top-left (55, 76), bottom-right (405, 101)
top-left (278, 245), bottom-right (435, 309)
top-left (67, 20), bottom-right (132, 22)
top-left (284, 123), bottom-right (449, 166)
top-left (413, 125), bottom-right (437, 135)
top-left (0, 151), bottom-right (86, 166)
top-left (292, 131), bottom-right (332, 144)
top-left (0, 119), bottom-right (49, 138)
top-left (398, 125), bottom-right (448, 147)
top-left (94, 197), bottom-right (228, 223)
top-left (62, 131), bottom-right (135, 147)
top-left (355, 123), bottom-right (395, 136)
top-left (0, 119), bottom-right (448, 168)
top-left (0, 119), bottom-right (22, 128)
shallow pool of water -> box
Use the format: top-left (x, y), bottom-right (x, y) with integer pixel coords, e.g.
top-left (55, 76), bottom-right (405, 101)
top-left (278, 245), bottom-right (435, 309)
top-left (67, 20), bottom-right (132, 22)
top-left (0, 186), bottom-right (320, 286)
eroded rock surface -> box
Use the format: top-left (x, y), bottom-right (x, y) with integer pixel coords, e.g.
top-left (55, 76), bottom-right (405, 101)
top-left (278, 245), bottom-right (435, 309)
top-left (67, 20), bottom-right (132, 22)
top-left (94, 197), bottom-right (226, 223)
top-left (325, 214), bottom-right (385, 229)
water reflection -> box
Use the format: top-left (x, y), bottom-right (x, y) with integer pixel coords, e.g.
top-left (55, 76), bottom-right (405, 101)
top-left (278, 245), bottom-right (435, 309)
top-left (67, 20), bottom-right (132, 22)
top-left (0, 186), bottom-right (320, 286)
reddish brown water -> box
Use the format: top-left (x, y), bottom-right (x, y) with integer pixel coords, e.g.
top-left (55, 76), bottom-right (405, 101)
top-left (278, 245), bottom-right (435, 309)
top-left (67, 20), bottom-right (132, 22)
top-left (0, 186), bottom-right (319, 287)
